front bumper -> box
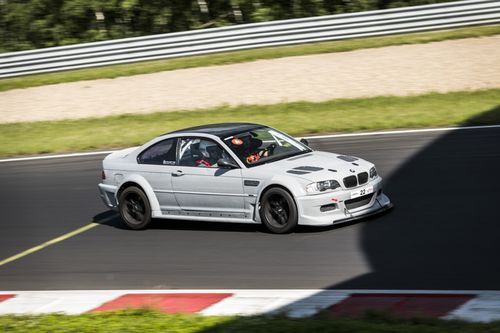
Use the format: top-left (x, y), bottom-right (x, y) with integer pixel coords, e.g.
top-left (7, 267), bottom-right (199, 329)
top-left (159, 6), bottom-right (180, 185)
top-left (98, 183), bottom-right (118, 210)
top-left (296, 177), bottom-right (391, 226)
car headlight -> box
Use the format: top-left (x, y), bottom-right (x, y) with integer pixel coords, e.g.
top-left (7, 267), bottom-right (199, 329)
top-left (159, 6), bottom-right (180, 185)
top-left (306, 180), bottom-right (341, 193)
top-left (370, 166), bottom-right (377, 178)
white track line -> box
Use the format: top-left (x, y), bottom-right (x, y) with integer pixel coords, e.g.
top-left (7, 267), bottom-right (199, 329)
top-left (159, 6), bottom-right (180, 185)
top-left (301, 124), bottom-right (500, 139)
top-left (0, 150), bottom-right (116, 163)
top-left (3, 289), bottom-right (500, 295)
top-left (1, 124), bottom-right (499, 163)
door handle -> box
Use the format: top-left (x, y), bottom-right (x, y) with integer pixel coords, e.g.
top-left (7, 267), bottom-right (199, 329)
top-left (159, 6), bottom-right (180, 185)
top-left (172, 170), bottom-right (184, 177)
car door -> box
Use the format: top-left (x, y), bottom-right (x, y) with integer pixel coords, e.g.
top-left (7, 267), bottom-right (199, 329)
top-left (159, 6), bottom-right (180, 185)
top-left (171, 137), bottom-right (247, 218)
top-left (136, 137), bottom-right (181, 214)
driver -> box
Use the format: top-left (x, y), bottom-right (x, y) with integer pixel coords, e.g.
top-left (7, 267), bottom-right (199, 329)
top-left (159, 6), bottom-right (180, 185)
top-left (194, 140), bottom-right (221, 167)
top-left (231, 135), bottom-right (275, 164)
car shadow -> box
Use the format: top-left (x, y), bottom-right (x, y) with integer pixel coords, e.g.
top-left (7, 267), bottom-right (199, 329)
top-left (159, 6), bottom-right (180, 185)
top-left (327, 104), bottom-right (500, 290)
top-left (93, 210), bottom-right (264, 233)
top-left (92, 208), bottom-right (390, 234)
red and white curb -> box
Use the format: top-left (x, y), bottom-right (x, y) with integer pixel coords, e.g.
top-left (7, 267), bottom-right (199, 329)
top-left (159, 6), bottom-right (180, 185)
top-left (0, 290), bottom-right (499, 322)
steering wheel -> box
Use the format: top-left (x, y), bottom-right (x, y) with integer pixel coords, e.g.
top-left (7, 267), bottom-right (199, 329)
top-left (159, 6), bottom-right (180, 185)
top-left (265, 143), bottom-right (276, 156)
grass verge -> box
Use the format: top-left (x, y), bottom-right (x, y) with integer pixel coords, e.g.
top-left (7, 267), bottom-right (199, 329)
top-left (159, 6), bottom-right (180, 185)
top-left (1, 24), bottom-right (500, 92)
top-left (1, 89), bottom-right (499, 157)
top-left (0, 310), bottom-right (499, 333)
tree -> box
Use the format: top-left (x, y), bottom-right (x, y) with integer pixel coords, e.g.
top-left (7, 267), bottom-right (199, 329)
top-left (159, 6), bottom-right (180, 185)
top-left (0, 0), bottom-right (459, 52)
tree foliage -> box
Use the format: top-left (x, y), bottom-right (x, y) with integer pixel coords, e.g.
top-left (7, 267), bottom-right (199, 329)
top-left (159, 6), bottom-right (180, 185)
top-left (0, 0), bottom-right (455, 52)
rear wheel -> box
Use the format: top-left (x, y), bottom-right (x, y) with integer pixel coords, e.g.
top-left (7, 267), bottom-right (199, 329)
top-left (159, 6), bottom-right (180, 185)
top-left (118, 186), bottom-right (151, 230)
top-left (260, 187), bottom-right (298, 234)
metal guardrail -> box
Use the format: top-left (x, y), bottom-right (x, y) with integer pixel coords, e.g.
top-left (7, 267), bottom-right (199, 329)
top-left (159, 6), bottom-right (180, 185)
top-left (1, 0), bottom-right (499, 78)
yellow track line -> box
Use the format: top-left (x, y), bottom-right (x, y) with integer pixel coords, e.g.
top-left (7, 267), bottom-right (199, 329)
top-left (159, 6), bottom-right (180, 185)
top-left (0, 223), bottom-right (99, 267)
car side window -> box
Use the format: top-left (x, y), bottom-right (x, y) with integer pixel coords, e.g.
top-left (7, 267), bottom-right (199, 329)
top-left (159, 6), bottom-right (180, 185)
top-left (138, 138), bottom-right (177, 165)
top-left (178, 137), bottom-right (236, 168)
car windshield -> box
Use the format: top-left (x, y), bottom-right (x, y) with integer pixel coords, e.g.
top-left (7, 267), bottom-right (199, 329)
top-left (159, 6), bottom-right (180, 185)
top-left (223, 127), bottom-right (311, 167)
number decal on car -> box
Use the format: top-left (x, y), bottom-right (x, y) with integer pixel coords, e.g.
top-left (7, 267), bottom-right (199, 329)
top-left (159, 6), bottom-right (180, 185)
top-left (351, 186), bottom-right (373, 199)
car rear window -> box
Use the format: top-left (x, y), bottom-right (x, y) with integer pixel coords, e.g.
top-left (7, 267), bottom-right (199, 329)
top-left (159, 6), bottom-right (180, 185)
top-left (138, 138), bottom-right (177, 165)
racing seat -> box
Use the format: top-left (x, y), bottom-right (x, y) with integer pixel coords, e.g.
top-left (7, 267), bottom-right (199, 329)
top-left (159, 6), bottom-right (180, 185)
top-left (183, 142), bottom-right (202, 166)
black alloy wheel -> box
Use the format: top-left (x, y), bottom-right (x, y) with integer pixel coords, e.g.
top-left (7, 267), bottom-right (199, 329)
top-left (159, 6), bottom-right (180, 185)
top-left (260, 187), bottom-right (298, 234)
top-left (119, 186), bottom-right (152, 230)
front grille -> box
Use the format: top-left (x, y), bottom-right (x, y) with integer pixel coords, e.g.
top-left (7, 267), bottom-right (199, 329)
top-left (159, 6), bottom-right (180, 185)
top-left (343, 175), bottom-right (358, 188)
top-left (345, 193), bottom-right (374, 210)
top-left (357, 172), bottom-right (368, 185)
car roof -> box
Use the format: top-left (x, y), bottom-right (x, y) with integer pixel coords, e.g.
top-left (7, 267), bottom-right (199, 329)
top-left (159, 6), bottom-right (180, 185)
top-left (166, 122), bottom-right (265, 139)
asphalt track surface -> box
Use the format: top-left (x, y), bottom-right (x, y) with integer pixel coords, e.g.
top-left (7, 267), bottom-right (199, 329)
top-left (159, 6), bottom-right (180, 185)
top-left (0, 126), bottom-right (499, 291)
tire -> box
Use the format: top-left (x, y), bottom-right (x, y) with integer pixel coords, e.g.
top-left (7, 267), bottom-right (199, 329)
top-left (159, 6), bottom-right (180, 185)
top-left (118, 186), bottom-right (152, 230)
top-left (259, 187), bottom-right (298, 234)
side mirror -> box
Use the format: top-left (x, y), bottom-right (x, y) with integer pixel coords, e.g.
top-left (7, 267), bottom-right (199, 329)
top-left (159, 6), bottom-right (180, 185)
top-left (299, 138), bottom-right (309, 146)
top-left (217, 158), bottom-right (239, 169)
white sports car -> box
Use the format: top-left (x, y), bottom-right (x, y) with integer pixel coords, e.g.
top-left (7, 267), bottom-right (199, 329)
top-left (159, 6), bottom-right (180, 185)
top-left (98, 123), bottom-right (392, 233)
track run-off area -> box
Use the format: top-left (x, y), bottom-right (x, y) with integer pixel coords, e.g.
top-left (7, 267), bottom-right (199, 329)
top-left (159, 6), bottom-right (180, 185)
top-left (0, 125), bottom-right (499, 291)
top-left (1, 36), bottom-right (499, 123)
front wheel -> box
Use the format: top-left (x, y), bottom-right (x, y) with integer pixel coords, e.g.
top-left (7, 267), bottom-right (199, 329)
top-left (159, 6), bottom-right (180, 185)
top-left (260, 187), bottom-right (298, 234)
top-left (118, 186), bottom-right (152, 230)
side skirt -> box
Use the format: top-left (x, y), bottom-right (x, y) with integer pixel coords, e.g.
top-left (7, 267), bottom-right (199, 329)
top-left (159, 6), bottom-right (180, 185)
top-left (154, 210), bottom-right (258, 224)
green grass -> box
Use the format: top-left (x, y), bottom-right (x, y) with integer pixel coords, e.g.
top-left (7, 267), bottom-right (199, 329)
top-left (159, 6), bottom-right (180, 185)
top-left (1, 24), bottom-right (500, 92)
top-left (1, 88), bottom-right (499, 157)
top-left (1, 310), bottom-right (499, 333)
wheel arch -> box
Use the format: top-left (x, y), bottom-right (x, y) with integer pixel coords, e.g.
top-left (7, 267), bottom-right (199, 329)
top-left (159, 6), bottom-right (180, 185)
top-left (117, 181), bottom-right (145, 198)
top-left (254, 178), bottom-right (303, 223)
top-left (115, 174), bottom-right (161, 214)
top-left (258, 183), bottom-right (293, 202)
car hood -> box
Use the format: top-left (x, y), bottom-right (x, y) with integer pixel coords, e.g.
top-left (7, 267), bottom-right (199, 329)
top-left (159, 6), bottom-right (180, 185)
top-left (256, 151), bottom-right (374, 182)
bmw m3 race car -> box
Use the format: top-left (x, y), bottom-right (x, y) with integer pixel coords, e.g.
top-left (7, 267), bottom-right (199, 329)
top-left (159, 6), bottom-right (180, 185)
top-left (98, 123), bottom-right (392, 233)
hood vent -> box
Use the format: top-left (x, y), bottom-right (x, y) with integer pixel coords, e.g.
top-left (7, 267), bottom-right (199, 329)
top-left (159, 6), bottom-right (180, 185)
top-left (294, 166), bottom-right (323, 172)
top-left (287, 170), bottom-right (310, 175)
top-left (287, 165), bottom-right (323, 175)
top-left (338, 155), bottom-right (358, 162)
